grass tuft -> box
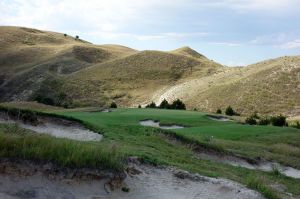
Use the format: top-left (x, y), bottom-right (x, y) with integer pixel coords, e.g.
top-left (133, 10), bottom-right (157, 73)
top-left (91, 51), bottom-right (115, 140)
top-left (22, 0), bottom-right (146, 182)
top-left (246, 176), bottom-right (280, 199)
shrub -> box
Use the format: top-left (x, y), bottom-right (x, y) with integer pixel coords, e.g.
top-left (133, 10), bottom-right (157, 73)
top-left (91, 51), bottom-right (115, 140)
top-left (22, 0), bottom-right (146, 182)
top-left (159, 99), bottom-right (170, 109)
top-left (290, 121), bottom-right (300, 129)
top-left (170, 99), bottom-right (186, 110)
top-left (138, 105), bottom-right (141, 108)
top-left (110, 102), bottom-right (117, 108)
top-left (75, 35), bottom-right (79, 39)
top-left (216, 109), bottom-right (222, 114)
top-left (225, 106), bottom-right (235, 116)
top-left (245, 116), bottom-right (257, 125)
top-left (64, 33), bottom-right (67, 37)
top-left (251, 111), bottom-right (260, 119)
top-left (258, 117), bottom-right (271, 125)
top-left (146, 102), bottom-right (156, 108)
top-left (122, 187), bottom-right (130, 192)
top-left (270, 115), bottom-right (287, 127)
top-left (32, 77), bottom-right (73, 108)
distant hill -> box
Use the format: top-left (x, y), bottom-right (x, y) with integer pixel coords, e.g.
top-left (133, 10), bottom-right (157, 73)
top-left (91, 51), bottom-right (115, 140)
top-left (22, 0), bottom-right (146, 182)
top-left (0, 26), bottom-right (299, 117)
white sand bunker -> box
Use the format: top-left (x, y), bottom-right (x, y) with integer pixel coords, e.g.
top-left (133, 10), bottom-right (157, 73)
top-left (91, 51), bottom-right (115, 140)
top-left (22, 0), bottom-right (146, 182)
top-left (20, 122), bottom-right (103, 142)
top-left (114, 165), bottom-right (264, 199)
top-left (140, 120), bottom-right (184, 129)
top-left (198, 153), bottom-right (300, 179)
top-left (207, 115), bottom-right (232, 121)
top-left (0, 116), bottom-right (102, 142)
top-left (0, 162), bottom-right (264, 199)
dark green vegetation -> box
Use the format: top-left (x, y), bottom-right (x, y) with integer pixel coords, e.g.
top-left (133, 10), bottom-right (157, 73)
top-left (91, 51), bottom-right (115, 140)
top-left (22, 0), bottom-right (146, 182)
top-left (146, 99), bottom-right (186, 110)
top-left (245, 114), bottom-right (289, 128)
top-left (110, 102), bottom-right (117, 108)
top-left (225, 106), bottom-right (239, 116)
top-left (1, 106), bottom-right (300, 198)
top-left (216, 108), bottom-right (222, 114)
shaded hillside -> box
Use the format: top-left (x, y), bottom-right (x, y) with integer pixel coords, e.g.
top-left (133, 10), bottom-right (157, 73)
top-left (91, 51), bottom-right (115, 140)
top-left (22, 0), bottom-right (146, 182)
top-left (0, 26), bottom-right (137, 103)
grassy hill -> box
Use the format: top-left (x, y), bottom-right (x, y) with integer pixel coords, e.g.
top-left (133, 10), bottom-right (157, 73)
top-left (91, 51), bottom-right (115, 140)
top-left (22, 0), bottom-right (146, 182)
top-left (0, 26), bottom-right (299, 117)
top-left (0, 26), bottom-right (221, 107)
top-left (64, 49), bottom-right (221, 107)
top-left (154, 55), bottom-right (300, 117)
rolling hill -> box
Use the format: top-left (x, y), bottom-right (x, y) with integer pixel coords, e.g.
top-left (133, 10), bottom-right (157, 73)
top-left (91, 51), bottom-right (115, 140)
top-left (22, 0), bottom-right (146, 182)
top-left (0, 26), bottom-right (299, 117)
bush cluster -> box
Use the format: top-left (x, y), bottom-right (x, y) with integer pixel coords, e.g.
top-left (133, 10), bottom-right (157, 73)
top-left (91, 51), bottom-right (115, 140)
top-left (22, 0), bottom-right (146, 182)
top-left (245, 112), bottom-right (287, 127)
top-left (32, 77), bottom-right (73, 108)
top-left (145, 99), bottom-right (186, 110)
top-left (270, 115), bottom-right (287, 127)
top-left (110, 102), bottom-right (117, 108)
top-left (224, 106), bottom-right (239, 116)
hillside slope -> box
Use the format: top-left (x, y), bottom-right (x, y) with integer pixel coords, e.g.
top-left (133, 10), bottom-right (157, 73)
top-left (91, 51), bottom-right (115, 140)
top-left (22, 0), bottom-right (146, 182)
top-left (0, 26), bottom-right (221, 107)
top-left (0, 26), bottom-right (138, 102)
top-left (64, 49), bottom-right (221, 106)
top-left (153, 56), bottom-right (300, 116)
top-left (1, 26), bottom-right (299, 116)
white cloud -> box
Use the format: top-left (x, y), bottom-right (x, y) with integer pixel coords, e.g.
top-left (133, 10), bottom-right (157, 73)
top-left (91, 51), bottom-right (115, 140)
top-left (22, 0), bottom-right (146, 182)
top-left (280, 39), bottom-right (300, 49)
top-left (250, 33), bottom-right (300, 49)
top-left (0, 0), bottom-right (184, 32)
top-left (199, 0), bottom-right (298, 12)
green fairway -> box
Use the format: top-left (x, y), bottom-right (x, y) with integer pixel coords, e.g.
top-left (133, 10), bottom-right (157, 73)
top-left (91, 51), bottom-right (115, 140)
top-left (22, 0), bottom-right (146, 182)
top-left (55, 108), bottom-right (300, 198)
top-left (58, 108), bottom-right (300, 168)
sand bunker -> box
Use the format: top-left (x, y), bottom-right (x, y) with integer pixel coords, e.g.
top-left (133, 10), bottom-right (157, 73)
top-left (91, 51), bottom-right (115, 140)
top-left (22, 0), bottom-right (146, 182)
top-left (207, 115), bottom-right (232, 121)
top-left (140, 120), bottom-right (184, 129)
top-left (197, 153), bottom-right (300, 179)
top-left (0, 161), bottom-right (264, 199)
top-left (0, 114), bottom-right (102, 142)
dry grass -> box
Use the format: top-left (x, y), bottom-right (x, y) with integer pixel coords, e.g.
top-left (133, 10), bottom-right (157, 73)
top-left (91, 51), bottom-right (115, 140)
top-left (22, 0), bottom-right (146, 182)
top-left (0, 101), bottom-right (63, 112)
top-left (1, 26), bottom-right (299, 117)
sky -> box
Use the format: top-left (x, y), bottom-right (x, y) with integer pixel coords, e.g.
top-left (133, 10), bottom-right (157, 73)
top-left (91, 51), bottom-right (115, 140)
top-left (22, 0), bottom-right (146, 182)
top-left (1, 0), bottom-right (300, 66)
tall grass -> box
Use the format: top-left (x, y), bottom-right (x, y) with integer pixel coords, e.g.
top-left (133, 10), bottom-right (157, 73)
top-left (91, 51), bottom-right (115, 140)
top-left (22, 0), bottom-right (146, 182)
top-left (246, 176), bottom-right (280, 199)
top-left (0, 124), bottom-right (124, 171)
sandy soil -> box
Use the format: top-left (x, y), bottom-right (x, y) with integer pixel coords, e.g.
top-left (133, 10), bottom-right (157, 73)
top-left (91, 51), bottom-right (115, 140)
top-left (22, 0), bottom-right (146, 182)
top-left (0, 160), bottom-right (264, 199)
top-left (0, 113), bottom-right (103, 142)
top-left (140, 120), bottom-right (184, 129)
top-left (197, 152), bottom-right (300, 179)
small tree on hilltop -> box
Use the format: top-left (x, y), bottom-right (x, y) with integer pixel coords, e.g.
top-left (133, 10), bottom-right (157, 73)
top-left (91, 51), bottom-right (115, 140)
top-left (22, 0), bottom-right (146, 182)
top-left (171, 99), bottom-right (186, 110)
top-left (159, 99), bottom-right (170, 109)
top-left (75, 35), bottom-right (79, 40)
top-left (216, 108), bottom-right (222, 114)
top-left (64, 33), bottom-right (67, 37)
top-left (225, 106), bottom-right (235, 116)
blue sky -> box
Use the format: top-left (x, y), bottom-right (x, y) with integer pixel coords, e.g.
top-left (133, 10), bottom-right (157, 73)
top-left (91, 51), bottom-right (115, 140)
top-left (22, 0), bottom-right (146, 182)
top-left (1, 0), bottom-right (300, 66)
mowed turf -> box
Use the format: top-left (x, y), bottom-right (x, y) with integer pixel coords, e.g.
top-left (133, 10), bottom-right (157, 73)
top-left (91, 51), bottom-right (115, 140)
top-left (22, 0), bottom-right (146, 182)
top-left (56, 108), bottom-right (300, 198)
top-left (59, 108), bottom-right (300, 168)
